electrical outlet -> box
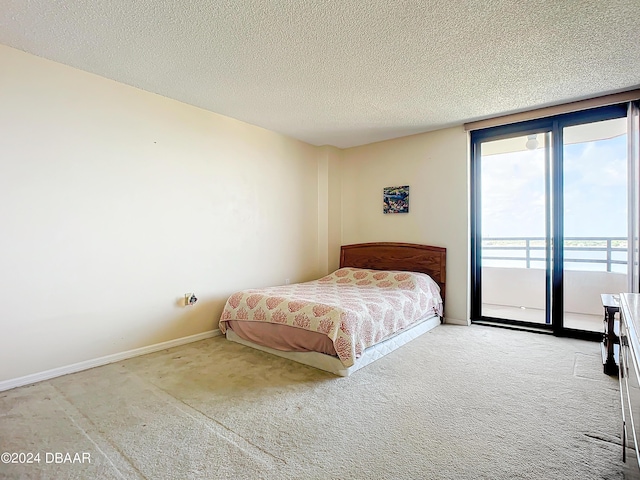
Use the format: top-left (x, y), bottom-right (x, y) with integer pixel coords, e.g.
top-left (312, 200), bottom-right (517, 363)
top-left (285, 278), bottom-right (290, 285)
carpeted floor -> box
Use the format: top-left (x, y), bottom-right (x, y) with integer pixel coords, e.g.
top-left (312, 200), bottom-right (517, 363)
top-left (0, 324), bottom-right (636, 479)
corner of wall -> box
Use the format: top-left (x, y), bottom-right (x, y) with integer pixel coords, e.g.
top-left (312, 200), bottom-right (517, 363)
top-left (317, 146), bottom-right (343, 275)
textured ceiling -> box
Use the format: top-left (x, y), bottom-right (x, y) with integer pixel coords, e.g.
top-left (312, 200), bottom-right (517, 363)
top-left (2, 1), bottom-right (639, 148)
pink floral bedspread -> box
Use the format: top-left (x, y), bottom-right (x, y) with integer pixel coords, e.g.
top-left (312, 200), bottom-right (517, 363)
top-left (219, 268), bottom-right (443, 368)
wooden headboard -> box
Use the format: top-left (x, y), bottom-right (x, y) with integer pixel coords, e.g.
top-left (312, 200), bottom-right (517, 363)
top-left (339, 242), bottom-right (446, 303)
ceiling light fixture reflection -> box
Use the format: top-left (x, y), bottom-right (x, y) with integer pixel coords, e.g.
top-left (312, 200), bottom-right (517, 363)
top-left (525, 134), bottom-right (539, 150)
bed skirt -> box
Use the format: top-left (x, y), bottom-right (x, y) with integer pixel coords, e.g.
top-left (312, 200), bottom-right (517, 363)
top-left (225, 314), bottom-right (441, 376)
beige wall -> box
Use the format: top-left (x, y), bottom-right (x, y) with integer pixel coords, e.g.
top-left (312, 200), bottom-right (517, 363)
top-left (0, 45), bottom-right (471, 384)
top-left (341, 127), bottom-right (470, 324)
top-left (0, 45), bottom-right (323, 383)
top-left (317, 146), bottom-right (343, 274)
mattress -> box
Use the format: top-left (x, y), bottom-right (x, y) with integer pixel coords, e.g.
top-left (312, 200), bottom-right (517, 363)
top-left (226, 313), bottom-right (441, 376)
top-left (220, 267), bottom-right (443, 368)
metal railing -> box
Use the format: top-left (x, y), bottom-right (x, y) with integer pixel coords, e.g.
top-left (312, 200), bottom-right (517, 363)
top-left (482, 237), bottom-right (628, 272)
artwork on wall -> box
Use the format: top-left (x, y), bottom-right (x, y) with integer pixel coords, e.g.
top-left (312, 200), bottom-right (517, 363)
top-left (383, 185), bottom-right (409, 214)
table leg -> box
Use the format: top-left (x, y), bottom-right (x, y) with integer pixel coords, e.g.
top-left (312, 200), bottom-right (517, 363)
top-left (604, 306), bottom-right (618, 376)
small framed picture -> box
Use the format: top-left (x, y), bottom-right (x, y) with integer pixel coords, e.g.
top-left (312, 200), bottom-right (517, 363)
top-left (383, 186), bottom-right (409, 214)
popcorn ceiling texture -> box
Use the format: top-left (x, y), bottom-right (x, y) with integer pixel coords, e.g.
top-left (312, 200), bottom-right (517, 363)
top-left (1, 0), bottom-right (639, 148)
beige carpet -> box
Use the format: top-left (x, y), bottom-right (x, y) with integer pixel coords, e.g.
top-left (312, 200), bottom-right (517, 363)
top-left (0, 324), bottom-right (635, 479)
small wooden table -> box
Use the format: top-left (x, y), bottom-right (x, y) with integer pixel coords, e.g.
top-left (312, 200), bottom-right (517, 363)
top-left (601, 293), bottom-right (620, 376)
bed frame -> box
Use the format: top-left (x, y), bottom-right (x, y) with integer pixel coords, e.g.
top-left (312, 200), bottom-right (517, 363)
top-left (226, 242), bottom-right (447, 376)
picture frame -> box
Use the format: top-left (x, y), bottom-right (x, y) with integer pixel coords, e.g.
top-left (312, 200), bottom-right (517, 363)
top-left (383, 185), bottom-right (409, 214)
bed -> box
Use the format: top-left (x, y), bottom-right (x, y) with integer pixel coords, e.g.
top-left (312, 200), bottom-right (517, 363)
top-left (219, 242), bottom-right (446, 376)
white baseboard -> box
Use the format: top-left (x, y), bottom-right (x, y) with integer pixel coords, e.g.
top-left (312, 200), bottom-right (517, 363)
top-left (0, 329), bottom-right (222, 392)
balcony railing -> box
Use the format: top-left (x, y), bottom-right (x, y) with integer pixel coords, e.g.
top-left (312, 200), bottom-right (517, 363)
top-left (482, 237), bottom-right (628, 272)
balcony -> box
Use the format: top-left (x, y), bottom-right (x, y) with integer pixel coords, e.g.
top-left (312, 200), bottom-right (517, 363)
top-left (481, 237), bottom-right (628, 332)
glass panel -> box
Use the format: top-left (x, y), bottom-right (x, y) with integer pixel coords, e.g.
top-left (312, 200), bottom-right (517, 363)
top-left (563, 117), bottom-right (628, 332)
top-left (480, 133), bottom-right (549, 324)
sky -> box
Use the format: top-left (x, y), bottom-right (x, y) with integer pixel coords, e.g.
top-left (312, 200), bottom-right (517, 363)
top-left (481, 134), bottom-right (628, 238)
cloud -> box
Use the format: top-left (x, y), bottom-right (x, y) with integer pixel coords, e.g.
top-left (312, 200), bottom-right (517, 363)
top-left (480, 134), bottom-right (627, 238)
top-left (481, 149), bottom-right (546, 237)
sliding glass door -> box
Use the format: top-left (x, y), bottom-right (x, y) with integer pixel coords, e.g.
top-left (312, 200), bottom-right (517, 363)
top-left (562, 117), bottom-right (628, 332)
top-left (479, 132), bottom-right (551, 326)
top-left (471, 104), bottom-right (634, 338)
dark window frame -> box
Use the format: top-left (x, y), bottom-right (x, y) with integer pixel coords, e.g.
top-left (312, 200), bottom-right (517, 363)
top-left (470, 103), bottom-right (628, 340)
